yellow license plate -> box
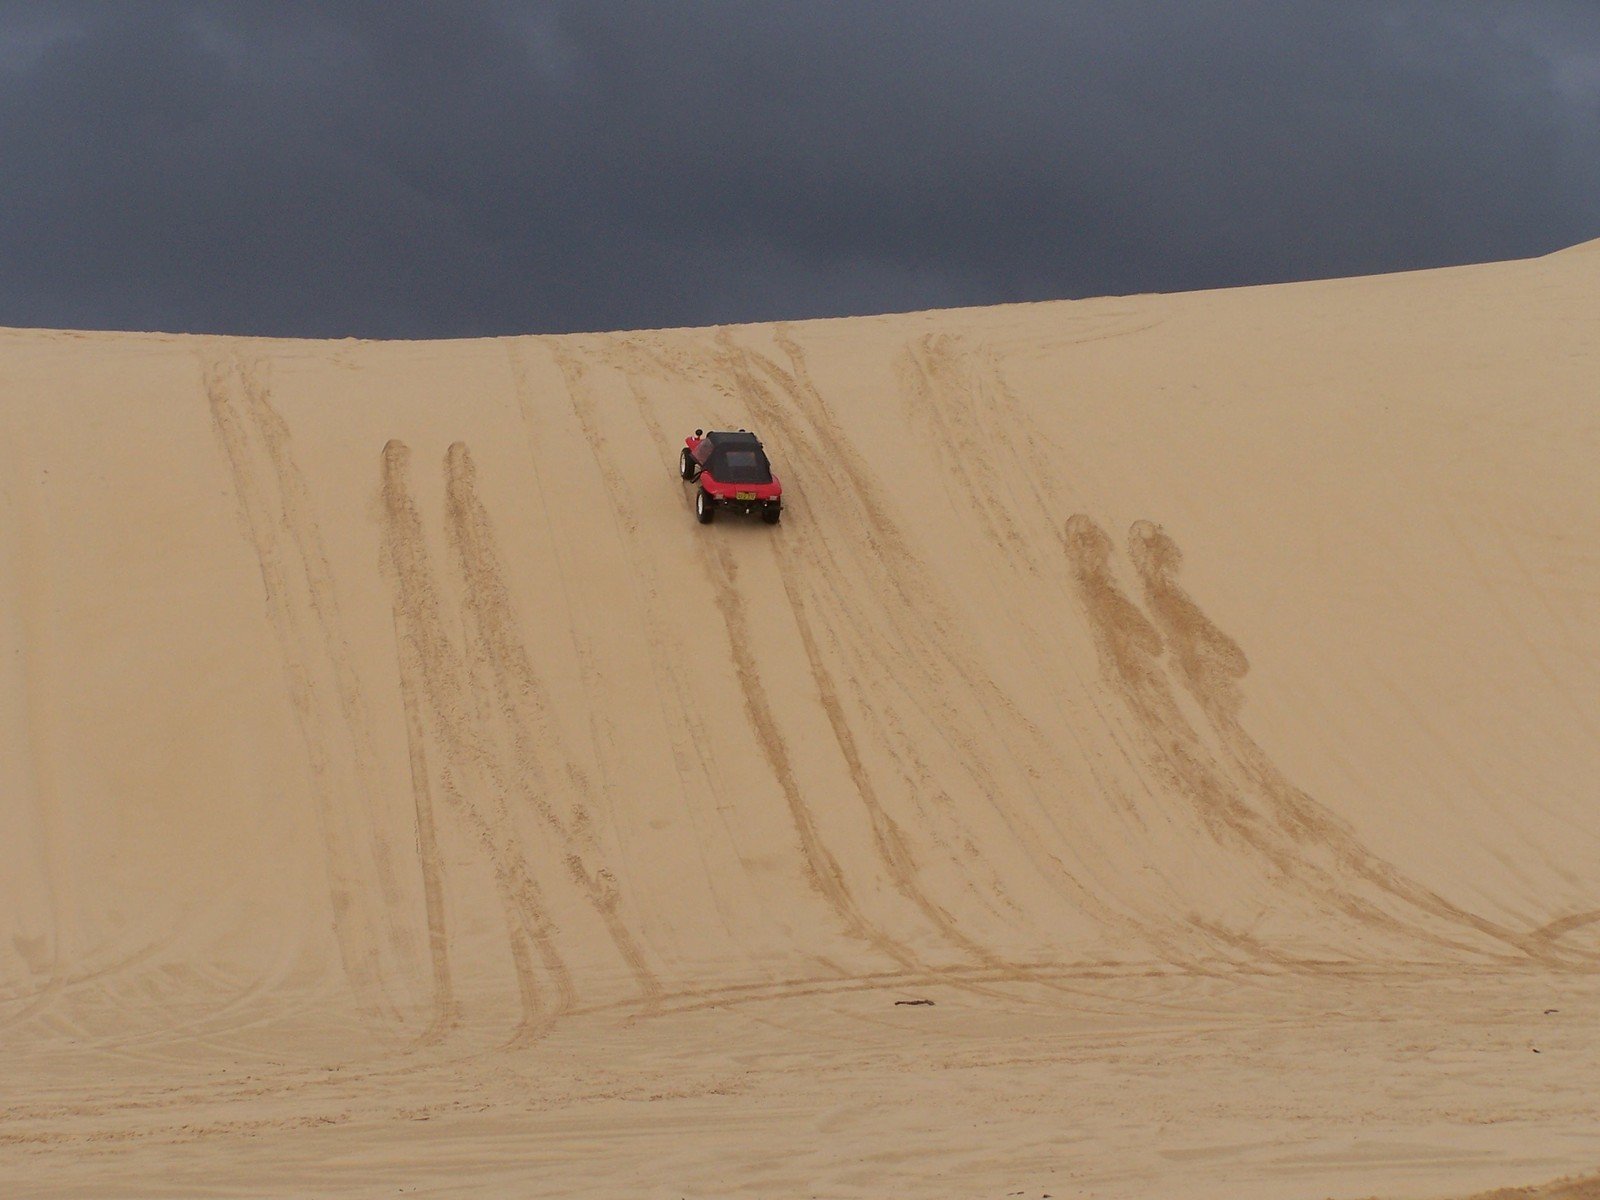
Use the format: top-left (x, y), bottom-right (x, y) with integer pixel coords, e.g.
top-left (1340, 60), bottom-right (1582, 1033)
top-left (736, 491), bottom-right (757, 501)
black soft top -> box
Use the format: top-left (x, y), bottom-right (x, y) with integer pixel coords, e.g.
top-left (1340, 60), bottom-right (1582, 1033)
top-left (705, 430), bottom-right (763, 449)
top-left (703, 430), bottom-right (772, 483)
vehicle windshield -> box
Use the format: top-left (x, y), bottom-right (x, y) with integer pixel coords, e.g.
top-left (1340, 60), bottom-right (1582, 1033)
top-left (714, 448), bottom-right (772, 484)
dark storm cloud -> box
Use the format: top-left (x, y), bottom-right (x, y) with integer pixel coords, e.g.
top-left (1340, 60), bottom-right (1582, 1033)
top-left (1, 2), bottom-right (1596, 337)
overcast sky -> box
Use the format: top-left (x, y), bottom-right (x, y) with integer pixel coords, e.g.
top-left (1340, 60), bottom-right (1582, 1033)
top-left (2, 2), bottom-right (1597, 338)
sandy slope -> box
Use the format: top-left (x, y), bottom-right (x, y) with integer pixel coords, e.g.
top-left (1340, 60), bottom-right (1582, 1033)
top-left (2, 241), bottom-right (1598, 1198)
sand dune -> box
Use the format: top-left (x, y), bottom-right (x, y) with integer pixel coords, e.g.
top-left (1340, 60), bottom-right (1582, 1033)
top-left (3, 241), bottom-right (1598, 1198)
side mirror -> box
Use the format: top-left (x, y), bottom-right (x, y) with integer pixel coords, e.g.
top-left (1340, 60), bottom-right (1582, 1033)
top-left (694, 428), bottom-right (703, 437)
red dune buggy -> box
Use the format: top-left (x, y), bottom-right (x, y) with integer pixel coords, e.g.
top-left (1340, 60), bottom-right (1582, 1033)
top-left (679, 429), bottom-right (783, 524)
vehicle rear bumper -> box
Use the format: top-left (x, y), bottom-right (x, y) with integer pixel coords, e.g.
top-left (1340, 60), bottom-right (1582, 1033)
top-left (711, 496), bottom-right (782, 516)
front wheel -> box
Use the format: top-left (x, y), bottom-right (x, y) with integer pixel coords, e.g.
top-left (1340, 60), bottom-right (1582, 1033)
top-left (695, 487), bottom-right (715, 524)
top-left (679, 448), bottom-right (699, 481)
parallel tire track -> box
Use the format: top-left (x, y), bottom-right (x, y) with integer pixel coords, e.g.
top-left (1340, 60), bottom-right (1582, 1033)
top-left (1063, 513), bottom-right (1521, 965)
top-left (579, 338), bottom-right (949, 975)
top-left (1126, 518), bottom-right (1593, 967)
top-left (204, 354), bottom-right (398, 1024)
top-left (442, 442), bottom-right (662, 1006)
top-left (719, 331), bottom-right (1185, 958)
top-left (539, 344), bottom-right (790, 981)
top-left (380, 439), bottom-right (574, 1039)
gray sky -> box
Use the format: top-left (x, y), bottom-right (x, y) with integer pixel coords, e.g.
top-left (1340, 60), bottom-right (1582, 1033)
top-left (2, 2), bottom-right (1597, 338)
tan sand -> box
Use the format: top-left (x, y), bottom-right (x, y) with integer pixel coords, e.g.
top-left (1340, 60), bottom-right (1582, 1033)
top-left (2, 240), bottom-right (1597, 1198)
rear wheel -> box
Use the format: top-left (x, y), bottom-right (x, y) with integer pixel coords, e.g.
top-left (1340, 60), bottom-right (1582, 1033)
top-left (762, 504), bottom-right (781, 525)
top-left (679, 448), bottom-right (699, 481)
top-left (696, 487), bottom-right (715, 524)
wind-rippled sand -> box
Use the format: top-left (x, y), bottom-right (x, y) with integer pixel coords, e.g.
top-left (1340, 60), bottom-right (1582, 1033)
top-left (3, 241), bottom-right (1598, 1198)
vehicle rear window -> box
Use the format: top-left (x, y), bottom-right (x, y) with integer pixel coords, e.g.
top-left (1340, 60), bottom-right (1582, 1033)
top-left (716, 449), bottom-right (771, 483)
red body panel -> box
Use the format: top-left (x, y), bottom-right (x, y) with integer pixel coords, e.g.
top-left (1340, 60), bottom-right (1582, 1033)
top-left (700, 474), bottom-right (782, 500)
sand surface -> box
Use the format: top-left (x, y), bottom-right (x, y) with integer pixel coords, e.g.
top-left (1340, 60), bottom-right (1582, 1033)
top-left (3, 242), bottom-right (1598, 1198)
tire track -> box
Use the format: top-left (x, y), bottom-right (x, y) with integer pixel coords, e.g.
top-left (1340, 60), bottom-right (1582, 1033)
top-left (391, 609), bottom-right (458, 1044)
top-left (569, 338), bottom-right (948, 975)
top-left (755, 329), bottom-right (1491, 979)
top-left (720, 330), bottom-right (1210, 964)
top-left (379, 439), bottom-right (574, 1040)
top-left (0, 458), bottom-right (74, 1034)
top-left (706, 345), bottom-right (1017, 962)
top-left (441, 441), bottom-right (662, 1006)
top-left (1533, 909), bottom-right (1600, 947)
top-left (701, 526), bottom-right (925, 972)
top-left (502, 344), bottom-right (666, 981)
top-left (625, 336), bottom-right (1248, 974)
top-left (202, 354), bottom-right (398, 1024)
top-left (601, 338), bottom-right (1025, 955)
top-left (569, 955), bottom-right (1266, 1023)
top-left (896, 331), bottom-right (1172, 843)
top-left (907, 339), bottom-right (1535, 968)
top-left (228, 357), bottom-right (415, 971)
top-left (1063, 512), bottom-right (1515, 965)
top-left (604, 331), bottom-right (1385, 980)
top-left (1126, 518), bottom-right (1597, 967)
top-left (774, 560), bottom-right (1001, 966)
top-left (621, 329), bottom-right (1243, 974)
top-left (897, 334), bottom-right (1049, 576)
top-left (537, 343), bottom-right (796, 984)
top-left (769, 333), bottom-right (1320, 974)
top-left (505, 340), bottom-right (707, 998)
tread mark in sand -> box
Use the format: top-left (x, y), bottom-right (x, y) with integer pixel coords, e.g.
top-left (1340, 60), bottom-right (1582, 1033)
top-left (897, 335), bottom-right (1044, 576)
top-left (392, 606), bottom-right (459, 1044)
top-left (781, 564), bottom-right (1046, 985)
top-left (615, 333), bottom-right (1139, 961)
top-left (720, 330), bottom-right (1164, 954)
top-left (597, 336), bottom-right (1003, 976)
top-left (600, 340), bottom-right (986, 977)
top-left (896, 333), bottom-right (1159, 836)
top-left (756, 332), bottom-right (1404, 973)
top-left (509, 343), bottom-right (696, 996)
top-left (761, 328), bottom-right (1245, 975)
top-left (1533, 909), bottom-right (1600, 946)
top-left (614, 331), bottom-right (1201, 983)
top-left (203, 353), bottom-right (409, 1026)
top-left (442, 441), bottom-right (662, 1005)
top-left (541, 343), bottom-right (779, 970)
top-left (703, 529), bottom-right (924, 973)
top-left (1126, 518), bottom-right (1593, 968)
top-left (381, 438), bottom-right (575, 1037)
top-left (1064, 512), bottom-right (1461, 962)
top-left (1067, 512), bottom-right (1586, 967)
top-left (903, 337), bottom-right (1397, 969)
